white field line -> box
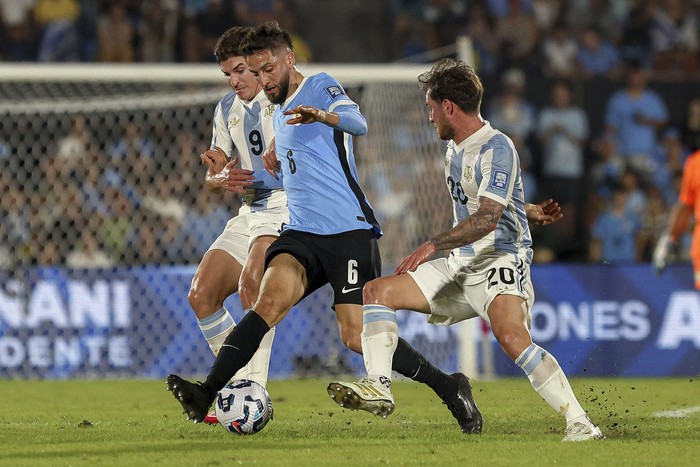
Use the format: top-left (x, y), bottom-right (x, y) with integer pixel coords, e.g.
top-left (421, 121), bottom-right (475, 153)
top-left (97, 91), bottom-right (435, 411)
top-left (652, 405), bottom-right (700, 418)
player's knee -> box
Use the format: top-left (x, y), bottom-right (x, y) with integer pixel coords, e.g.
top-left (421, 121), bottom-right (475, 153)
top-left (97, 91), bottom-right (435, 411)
top-left (188, 284), bottom-right (219, 319)
top-left (238, 276), bottom-right (260, 310)
top-left (493, 326), bottom-right (529, 361)
top-left (362, 277), bottom-right (392, 306)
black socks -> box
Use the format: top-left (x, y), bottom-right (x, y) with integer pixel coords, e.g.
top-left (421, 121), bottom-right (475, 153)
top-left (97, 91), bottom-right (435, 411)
top-left (200, 316), bottom-right (454, 401)
top-left (392, 337), bottom-right (456, 398)
top-left (202, 310), bottom-right (270, 396)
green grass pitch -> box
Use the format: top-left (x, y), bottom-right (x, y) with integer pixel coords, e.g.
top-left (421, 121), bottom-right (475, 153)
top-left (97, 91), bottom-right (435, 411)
top-left (0, 377), bottom-right (698, 466)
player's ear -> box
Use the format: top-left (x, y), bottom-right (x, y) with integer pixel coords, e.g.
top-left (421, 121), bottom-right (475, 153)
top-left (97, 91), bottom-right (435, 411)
top-left (443, 99), bottom-right (454, 115)
top-left (286, 48), bottom-right (296, 68)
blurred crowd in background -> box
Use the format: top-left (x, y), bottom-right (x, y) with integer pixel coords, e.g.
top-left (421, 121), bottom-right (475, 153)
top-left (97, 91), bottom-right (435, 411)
top-left (1, 0), bottom-right (699, 68)
top-left (1, 0), bottom-right (699, 268)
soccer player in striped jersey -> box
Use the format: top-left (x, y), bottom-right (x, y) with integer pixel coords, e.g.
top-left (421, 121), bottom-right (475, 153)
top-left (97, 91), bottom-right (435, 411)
top-left (166, 22), bottom-right (483, 431)
top-left (187, 27), bottom-right (285, 419)
top-left (329, 59), bottom-right (604, 442)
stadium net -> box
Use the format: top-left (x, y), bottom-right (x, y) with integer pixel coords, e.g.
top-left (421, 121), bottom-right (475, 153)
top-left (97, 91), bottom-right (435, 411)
top-left (0, 64), bottom-right (486, 380)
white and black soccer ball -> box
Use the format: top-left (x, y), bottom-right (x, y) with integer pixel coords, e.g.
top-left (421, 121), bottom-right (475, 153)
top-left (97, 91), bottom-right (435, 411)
top-left (215, 380), bottom-right (273, 435)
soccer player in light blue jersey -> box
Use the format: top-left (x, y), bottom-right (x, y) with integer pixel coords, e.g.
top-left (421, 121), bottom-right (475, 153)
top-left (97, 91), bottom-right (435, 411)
top-left (166, 22), bottom-right (485, 431)
top-left (186, 27), bottom-right (285, 419)
top-left (329, 59), bottom-right (604, 442)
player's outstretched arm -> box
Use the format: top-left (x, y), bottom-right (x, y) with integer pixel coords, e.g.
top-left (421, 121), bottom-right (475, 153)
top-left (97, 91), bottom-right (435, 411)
top-left (430, 196), bottom-right (503, 250)
top-left (395, 196), bottom-right (504, 274)
top-left (284, 105), bottom-right (335, 125)
top-left (283, 104), bottom-right (367, 136)
top-left (395, 241), bottom-right (438, 274)
top-left (526, 199), bottom-right (563, 225)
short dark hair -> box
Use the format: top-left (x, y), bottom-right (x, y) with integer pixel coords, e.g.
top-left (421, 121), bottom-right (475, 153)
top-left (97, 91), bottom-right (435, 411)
top-left (214, 26), bottom-right (254, 63)
top-left (241, 21), bottom-right (293, 57)
top-left (418, 58), bottom-right (483, 114)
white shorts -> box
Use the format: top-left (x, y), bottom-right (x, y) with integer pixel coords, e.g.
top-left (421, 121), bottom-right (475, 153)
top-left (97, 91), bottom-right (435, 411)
top-left (208, 206), bottom-right (289, 265)
top-left (408, 251), bottom-right (534, 326)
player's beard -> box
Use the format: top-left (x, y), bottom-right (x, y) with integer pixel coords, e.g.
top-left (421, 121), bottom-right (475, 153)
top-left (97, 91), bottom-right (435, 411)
top-left (436, 119), bottom-right (455, 141)
top-left (267, 70), bottom-right (291, 105)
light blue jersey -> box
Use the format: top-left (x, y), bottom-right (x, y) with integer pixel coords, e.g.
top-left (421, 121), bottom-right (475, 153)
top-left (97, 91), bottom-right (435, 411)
top-left (445, 121), bottom-right (532, 263)
top-left (211, 90), bottom-right (286, 211)
top-left (273, 73), bottom-right (381, 237)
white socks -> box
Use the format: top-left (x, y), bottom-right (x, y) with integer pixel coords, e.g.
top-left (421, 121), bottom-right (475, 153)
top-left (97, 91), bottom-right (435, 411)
top-left (361, 305), bottom-right (399, 382)
top-left (233, 326), bottom-right (275, 387)
top-left (197, 307), bottom-right (275, 388)
top-left (197, 307), bottom-right (235, 356)
top-left (516, 343), bottom-right (586, 424)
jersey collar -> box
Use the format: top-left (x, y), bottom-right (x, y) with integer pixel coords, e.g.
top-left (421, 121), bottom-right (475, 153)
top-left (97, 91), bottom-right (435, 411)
top-left (454, 120), bottom-right (492, 152)
top-left (241, 88), bottom-right (269, 109)
top-left (282, 76), bottom-right (308, 108)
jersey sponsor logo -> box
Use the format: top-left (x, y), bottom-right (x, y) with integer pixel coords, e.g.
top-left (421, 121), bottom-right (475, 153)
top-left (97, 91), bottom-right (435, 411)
top-left (229, 115), bottom-right (241, 126)
top-left (490, 170), bottom-right (509, 190)
top-left (341, 286), bottom-right (361, 294)
top-left (325, 85), bottom-right (345, 100)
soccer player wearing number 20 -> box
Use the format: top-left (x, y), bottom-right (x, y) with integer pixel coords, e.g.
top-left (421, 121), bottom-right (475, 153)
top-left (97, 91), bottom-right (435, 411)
top-left (167, 21), bottom-right (482, 433)
top-left (188, 26), bottom-right (286, 418)
top-left (329, 59), bottom-right (604, 442)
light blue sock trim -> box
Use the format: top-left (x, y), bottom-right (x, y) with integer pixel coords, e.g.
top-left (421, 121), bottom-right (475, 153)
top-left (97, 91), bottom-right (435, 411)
top-left (197, 307), bottom-right (234, 340)
top-left (362, 304), bottom-right (397, 325)
top-left (515, 343), bottom-right (546, 376)
top-left (198, 307), bottom-right (229, 326)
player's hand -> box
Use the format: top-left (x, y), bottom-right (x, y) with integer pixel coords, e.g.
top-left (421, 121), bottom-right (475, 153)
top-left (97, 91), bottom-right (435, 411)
top-left (526, 199), bottom-right (563, 225)
top-left (652, 233), bottom-right (671, 275)
top-left (200, 146), bottom-right (228, 174)
top-left (210, 157), bottom-right (254, 194)
top-left (395, 241), bottom-right (438, 274)
top-left (262, 145), bottom-right (281, 178)
top-left (284, 105), bottom-right (327, 125)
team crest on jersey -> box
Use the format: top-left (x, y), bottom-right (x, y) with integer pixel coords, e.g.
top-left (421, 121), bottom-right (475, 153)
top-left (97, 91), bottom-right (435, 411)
top-left (325, 85), bottom-right (345, 99)
top-left (463, 166), bottom-right (474, 183)
top-left (264, 104), bottom-right (275, 117)
top-left (490, 170), bottom-right (509, 190)
top-left (229, 115), bottom-right (240, 126)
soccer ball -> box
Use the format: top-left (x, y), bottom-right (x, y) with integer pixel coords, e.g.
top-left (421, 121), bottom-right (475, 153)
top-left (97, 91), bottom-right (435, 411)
top-left (215, 380), bottom-right (273, 435)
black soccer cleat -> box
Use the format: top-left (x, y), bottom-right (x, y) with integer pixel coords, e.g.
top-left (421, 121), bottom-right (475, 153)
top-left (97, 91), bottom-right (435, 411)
top-left (165, 374), bottom-right (214, 424)
top-left (440, 373), bottom-right (483, 434)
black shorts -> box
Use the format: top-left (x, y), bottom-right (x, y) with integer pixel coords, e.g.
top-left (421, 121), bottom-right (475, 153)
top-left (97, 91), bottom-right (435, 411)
top-left (264, 228), bottom-right (381, 306)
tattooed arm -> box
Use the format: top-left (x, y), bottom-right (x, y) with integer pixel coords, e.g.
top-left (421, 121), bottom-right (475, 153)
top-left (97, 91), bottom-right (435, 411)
top-left (431, 196), bottom-right (503, 250)
top-left (395, 196), bottom-right (504, 274)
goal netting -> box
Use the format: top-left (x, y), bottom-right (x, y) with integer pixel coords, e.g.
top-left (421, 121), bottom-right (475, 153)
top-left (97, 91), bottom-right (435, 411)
top-left (0, 64), bottom-right (486, 380)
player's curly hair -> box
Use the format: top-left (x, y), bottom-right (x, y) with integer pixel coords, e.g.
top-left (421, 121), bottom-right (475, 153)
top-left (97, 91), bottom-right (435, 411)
top-left (418, 58), bottom-right (483, 114)
top-left (241, 21), bottom-right (294, 56)
top-left (214, 26), bottom-right (254, 63)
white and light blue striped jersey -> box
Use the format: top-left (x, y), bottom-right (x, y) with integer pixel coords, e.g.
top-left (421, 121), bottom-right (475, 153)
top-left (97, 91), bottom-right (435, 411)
top-left (445, 121), bottom-right (532, 262)
top-left (273, 73), bottom-right (381, 237)
top-left (211, 90), bottom-right (286, 212)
